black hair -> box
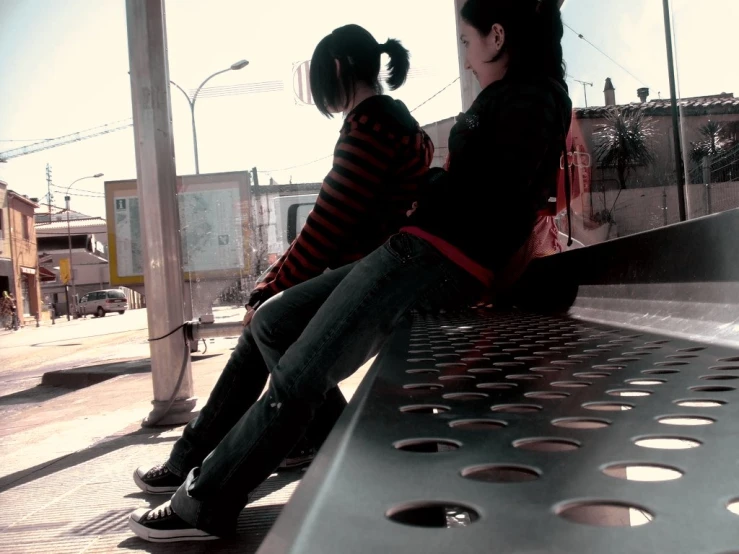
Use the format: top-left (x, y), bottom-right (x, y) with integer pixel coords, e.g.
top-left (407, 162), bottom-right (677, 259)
top-left (460, 0), bottom-right (566, 81)
top-left (310, 24), bottom-right (411, 117)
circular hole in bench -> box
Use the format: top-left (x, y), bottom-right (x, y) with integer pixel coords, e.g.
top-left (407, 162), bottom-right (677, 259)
top-left (654, 361), bottom-right (689, 367)
top-left (399, 404), bottom-right (450, 414)
top-left (386, 502), bottom-right (480, 528)
top-left (513, 437), bottom-right (581, 451)
top-left (461, 464), bottom-right (540, 483)
top-left (690, 385), bottom-right (736, 392)
top-left (635, 346), bottom-right (663, 350)
top-left (645, 340), bottom-right (670, 345)
top-left (506, 374), bottom-right (542, 381)
top-left (718, 357), bottom-right (739, 362)
top-left (439, 375), bottom-right (476, 381)
top-left (468, 367), bottom-right (502, 375)
top-left (674, 398), bottom-right (726, 408)
top-left (393, 438), bottom-right (461, 453)
top-left (493, 361), bottom-right (526, 367)
top-left (443, 392), bottom-right (489, 401)
top-left (525, 391), bottom-right (570, 400)
top-left (407, 358), bottom-right (437, 363)
top-left (574, 372), bottom-right (611, 379)
top-left (621, 352), bottom-right (652, 356)
top-left (477, 382), bottom-right (518, 390)
top-left (403, 383), bottom-right (444, 391)
top-left (552, 381), bottom-right (592, 388)
top-left (531, 366), bottom-right (562, 373)
top-left (677, 346), bottom-right (706, 352)
top-left (700, 374), bottom-right (739, 381)
top-left (657, 415), bottom-right (715, 426)
top-left (634, 435), bottom-right (701, 449)
top-left (449, 419), bottom-right (506, 430)
top-left (626, 379), bottom-right (665, 386)
top-left (435, 362), bottom-right (467, 369)
top-left (728, 499), bottom-right (739, 516)
top-left (550, 360), bottom-right (580, 366)
top-left (491, 403), bottom-right (542, 413)
top-left (552, 417), bottom-right (610, 429)
top-left (607, 389), bottom-right (652, 397)
top-left (583, 402), bottom-right (634, 411)
top-left (667, 354), bottom-right (698, 359)
top-left (555, 501), bottom-right (654, 526)
top-left (709, 365), bottom-right (739, 371)
top-left (602, 463), bottom-right (683, 481)
top-left (594, 364), bottom-right (628, 370)
top-left (406, 369), bottom-right (440, 375)
top-left (642, 369), bottom-right (679, 375)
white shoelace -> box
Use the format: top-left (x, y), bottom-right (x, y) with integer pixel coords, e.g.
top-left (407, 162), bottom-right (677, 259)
top-left (146, 502), bottom-right (173, 521)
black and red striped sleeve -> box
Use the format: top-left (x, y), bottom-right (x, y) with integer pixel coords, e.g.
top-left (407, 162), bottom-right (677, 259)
top-left (247, 115), bottom-right (396, 308)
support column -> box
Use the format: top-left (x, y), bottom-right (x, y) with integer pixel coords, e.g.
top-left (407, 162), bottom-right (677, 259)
top-left (125, 0), bottom-right (196, 426)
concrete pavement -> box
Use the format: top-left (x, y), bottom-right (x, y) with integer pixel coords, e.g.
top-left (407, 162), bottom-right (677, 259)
top-left (0, 309), bottom-right (370, 553)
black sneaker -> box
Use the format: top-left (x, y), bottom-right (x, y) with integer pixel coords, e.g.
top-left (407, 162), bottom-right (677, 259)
top-left (129, 500), bottom-right (218, 542)
top-left (133, 463), bottom-right (184, 494)
top-left (278, 448), bottom-right (316, 470)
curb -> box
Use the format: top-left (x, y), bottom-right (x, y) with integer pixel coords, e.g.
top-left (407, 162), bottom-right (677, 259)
top-left (41, 359), bottom-right (152, 388)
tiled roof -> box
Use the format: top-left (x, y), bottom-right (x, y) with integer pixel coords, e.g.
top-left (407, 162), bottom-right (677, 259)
top-left (35, 217), bottom-right (107, 233)
top-left (575, 93), bottom-right (739, 118)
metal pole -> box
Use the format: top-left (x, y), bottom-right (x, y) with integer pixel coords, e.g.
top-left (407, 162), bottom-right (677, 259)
top-left (65, 195), bottom-right (73, 320)
top-left (190, 104), bottom-right (199, 174)
top-left (662, 0), bottom-right (687, 222)
top-left (126, 0), bottom-right (195, 426)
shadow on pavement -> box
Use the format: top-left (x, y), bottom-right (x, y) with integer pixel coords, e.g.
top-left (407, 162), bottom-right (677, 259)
top-left (0, 426), bottom-right (176, 493)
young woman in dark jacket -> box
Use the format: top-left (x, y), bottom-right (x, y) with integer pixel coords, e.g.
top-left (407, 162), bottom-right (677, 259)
top-left (130, 0), bottom-right (573, 541)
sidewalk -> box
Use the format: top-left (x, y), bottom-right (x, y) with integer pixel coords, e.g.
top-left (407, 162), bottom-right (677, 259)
top-left (0, 335), bottom-right (370, 553)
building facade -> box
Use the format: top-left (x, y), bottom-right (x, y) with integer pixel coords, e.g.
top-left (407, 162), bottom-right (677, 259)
top-left (0, 181), bottom-right (42, 325)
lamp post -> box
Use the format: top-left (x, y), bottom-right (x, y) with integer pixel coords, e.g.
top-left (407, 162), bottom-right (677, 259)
top-left (170, 59), bottom-right (249, 174)
top-left (64, 173), bottom-right (103, 319)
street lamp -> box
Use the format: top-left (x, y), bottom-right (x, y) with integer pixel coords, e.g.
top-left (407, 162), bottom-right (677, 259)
top-left (170, 59), bottom-right (249, 174)
top-left (64, 173), bottom-right (104, 320)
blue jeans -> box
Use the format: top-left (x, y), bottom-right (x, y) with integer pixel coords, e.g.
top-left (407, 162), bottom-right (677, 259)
top-left (166, 263), bottom-right (356, 479)
top-left (171, 234), bottom-right (482, 534)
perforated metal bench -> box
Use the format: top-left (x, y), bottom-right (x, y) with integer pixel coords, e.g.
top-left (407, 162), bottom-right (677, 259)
top-left (259, 209), bottom-right (739, 554)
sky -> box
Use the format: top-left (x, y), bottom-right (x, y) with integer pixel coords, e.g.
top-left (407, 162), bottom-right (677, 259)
top-left (0, 0), bottom-right (737, 219)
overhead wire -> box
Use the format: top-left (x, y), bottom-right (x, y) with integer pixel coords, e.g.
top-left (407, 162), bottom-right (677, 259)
top-left (563, 22), bottom-right (648, 87)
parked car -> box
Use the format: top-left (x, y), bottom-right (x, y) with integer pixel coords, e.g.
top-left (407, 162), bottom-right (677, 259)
top-left (78, 289), bottom-right (128, 317)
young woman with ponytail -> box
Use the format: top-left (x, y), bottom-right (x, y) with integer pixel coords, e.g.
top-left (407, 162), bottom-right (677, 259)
top-left (129, 2), bottom-right (573, 540)
top-left (129, 24), bottom-right (435, 542)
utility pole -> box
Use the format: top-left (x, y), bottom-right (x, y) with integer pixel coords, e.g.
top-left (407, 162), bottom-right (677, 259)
top-left (662, 0), bottom-right (687, 222)
top-left (572, 78), bottom-right (594, 108)
top-left (46, 164), bottom-right (53, 219)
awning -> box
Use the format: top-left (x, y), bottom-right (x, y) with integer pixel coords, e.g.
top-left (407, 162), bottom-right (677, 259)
top-left (39, 266), bottom-right (57, 282)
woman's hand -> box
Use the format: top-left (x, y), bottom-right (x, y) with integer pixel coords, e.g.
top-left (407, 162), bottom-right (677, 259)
top-left (242, 306), bottom-right (256, 327)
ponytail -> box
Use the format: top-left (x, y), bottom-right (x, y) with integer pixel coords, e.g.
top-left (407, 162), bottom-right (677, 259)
top-left (379, 38), bottom-right (410, 90)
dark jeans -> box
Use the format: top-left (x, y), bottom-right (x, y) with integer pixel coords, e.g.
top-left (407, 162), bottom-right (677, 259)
top-left (166, 263), bottom-right (356, 480)
top-left (171, 233), bottom-right (482, 535)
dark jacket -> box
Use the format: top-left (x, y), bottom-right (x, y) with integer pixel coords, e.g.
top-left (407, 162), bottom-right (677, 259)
top-left (408, 74), bottom-right (572, 273)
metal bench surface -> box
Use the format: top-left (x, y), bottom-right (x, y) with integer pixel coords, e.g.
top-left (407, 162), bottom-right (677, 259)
top-left (260, 309), bottom-right (739, 554)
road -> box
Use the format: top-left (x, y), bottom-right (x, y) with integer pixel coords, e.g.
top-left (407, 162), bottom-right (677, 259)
top-left (0, 305), bottom-right (244, 399)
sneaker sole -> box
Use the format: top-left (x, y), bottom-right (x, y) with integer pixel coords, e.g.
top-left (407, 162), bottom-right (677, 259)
top-left (132, 469), bottom-right (181, 495)
top-left (277, 455), bottom-right (315, 471)
top-left (128, 514), bottom-right (219, 542)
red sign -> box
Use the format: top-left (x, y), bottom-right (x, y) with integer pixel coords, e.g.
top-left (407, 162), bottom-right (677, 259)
top-left (293, 60), bottom-right (314, 105)
top-left (556, 112), bottom-right (592, 216)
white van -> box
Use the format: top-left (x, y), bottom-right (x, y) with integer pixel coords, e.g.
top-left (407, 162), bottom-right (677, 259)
top-left (78, 289), bottom-right (128, 317)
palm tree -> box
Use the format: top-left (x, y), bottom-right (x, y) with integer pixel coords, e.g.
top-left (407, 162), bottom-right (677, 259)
top-left (594, 110), bottom-right (657, 190)
top-left (690, 120), bottom-right (725, 165)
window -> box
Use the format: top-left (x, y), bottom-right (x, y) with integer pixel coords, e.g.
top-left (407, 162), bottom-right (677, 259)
top-left (22, 214), bottom-right (30, 240)
top-left (107, 290), bottom-right (126, 299)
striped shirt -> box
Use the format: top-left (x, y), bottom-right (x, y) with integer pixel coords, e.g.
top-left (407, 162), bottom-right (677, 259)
top-left (248, 95), bottom-right (434, 308)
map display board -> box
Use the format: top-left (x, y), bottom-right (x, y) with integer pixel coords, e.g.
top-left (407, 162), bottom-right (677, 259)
top-left (105, 171), bottom-right (251, 286)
